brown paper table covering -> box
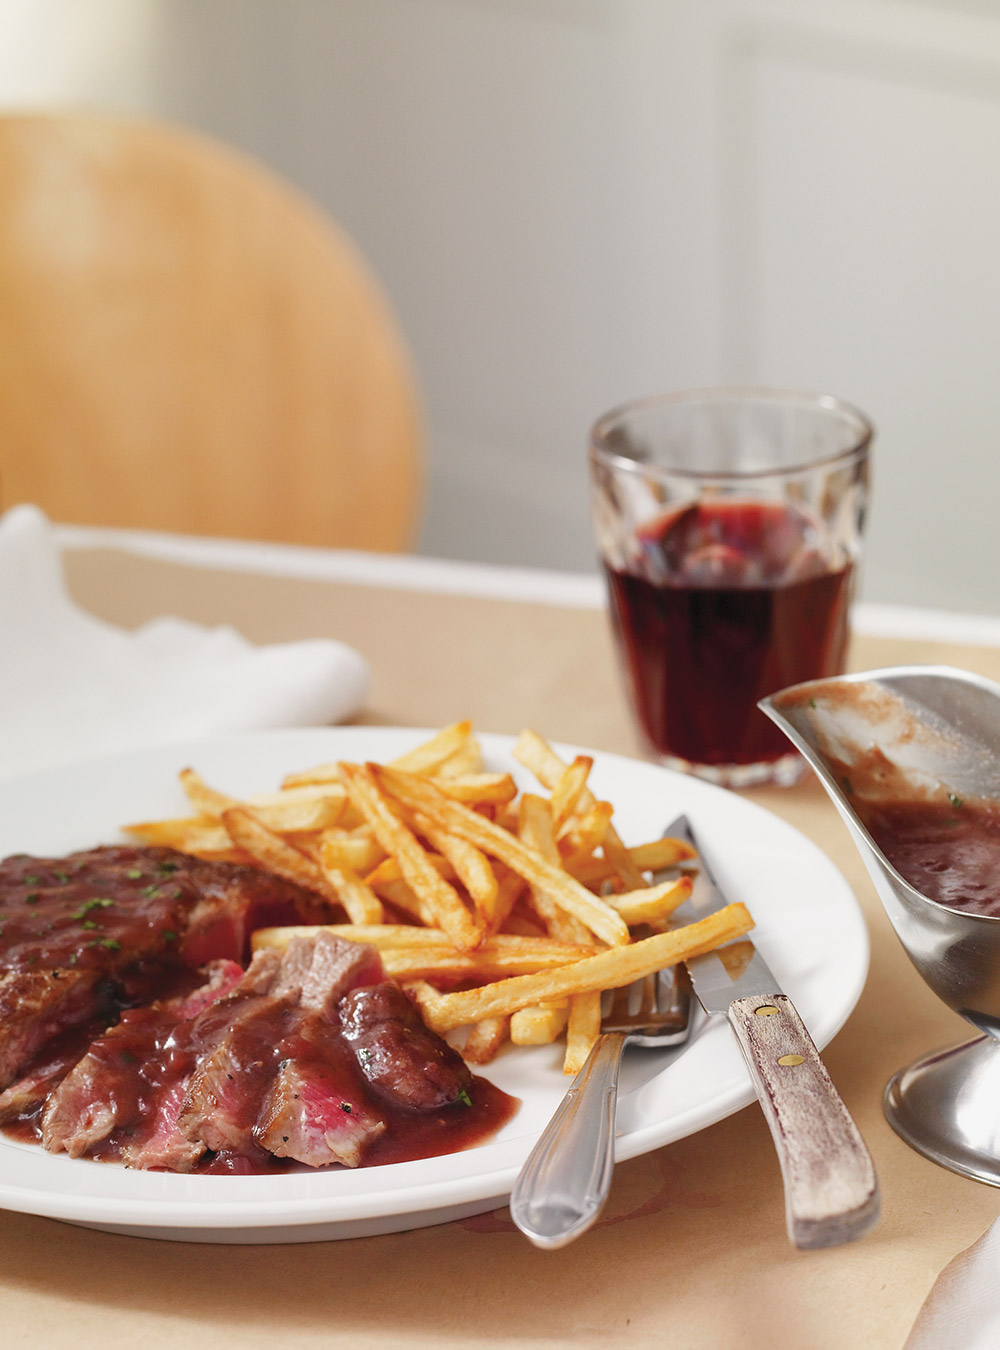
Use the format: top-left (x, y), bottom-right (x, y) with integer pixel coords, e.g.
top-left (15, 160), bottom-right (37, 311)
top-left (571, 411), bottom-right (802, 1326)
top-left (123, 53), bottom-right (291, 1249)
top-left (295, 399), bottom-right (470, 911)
top-left (4, 546), bottom-right (998, 1350)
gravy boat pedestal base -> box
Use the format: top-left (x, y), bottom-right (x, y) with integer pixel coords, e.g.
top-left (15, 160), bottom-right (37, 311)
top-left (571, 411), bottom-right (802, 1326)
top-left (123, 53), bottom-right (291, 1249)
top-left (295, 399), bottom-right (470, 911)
top-left (884, 1035), bottom-right (1000, 1186)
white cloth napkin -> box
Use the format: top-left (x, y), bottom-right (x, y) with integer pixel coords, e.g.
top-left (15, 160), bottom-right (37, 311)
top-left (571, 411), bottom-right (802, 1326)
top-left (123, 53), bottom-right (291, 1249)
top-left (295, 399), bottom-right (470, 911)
top-left (0, 504), bottom-right (370, 780)
top-left (905, 1215), bottom-right (1000, 1349)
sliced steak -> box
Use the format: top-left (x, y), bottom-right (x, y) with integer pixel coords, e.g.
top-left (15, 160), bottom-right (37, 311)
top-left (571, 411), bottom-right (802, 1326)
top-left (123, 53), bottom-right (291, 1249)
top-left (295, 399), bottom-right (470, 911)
top-left (271, 931), bottom-right (383, 1015)
top-left (255, 1057), bottom-right (386, 1168)
top-left (42, 959), bottom-right (245, 1158)
top-left (121, 1077), bottom-right (206, 1172)
top-left (0, 967), bottom-right (106, 1090)
top-left (0, 845), bottom-right (331, 1089)
top-left (339, 983), bottom-right (473, 1111)
top-left (178, 937), bottom-right (385, 1160)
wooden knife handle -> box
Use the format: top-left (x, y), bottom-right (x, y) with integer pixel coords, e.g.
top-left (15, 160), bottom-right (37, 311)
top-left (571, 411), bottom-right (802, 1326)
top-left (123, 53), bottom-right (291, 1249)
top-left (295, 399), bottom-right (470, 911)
top-left (726, 992), bottom-right (879, 1249)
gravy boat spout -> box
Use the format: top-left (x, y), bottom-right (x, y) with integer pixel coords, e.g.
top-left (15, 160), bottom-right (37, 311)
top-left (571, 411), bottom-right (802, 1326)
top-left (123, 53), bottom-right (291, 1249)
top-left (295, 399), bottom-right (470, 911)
top-left (760, 665), bottom-right (1000, 1187)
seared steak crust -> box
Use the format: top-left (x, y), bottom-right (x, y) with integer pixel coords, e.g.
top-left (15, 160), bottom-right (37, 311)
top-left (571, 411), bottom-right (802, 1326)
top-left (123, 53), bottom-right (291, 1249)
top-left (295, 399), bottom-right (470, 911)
top-left (339, 983), bottom-right (473, 1111)
top-left (0, 845), bottom-right (331, 1090)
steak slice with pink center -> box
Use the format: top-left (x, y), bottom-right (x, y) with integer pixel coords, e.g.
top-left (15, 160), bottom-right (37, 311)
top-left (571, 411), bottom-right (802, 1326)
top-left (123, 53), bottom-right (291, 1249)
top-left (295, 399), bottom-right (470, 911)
top-left (255, 1056), bottom-right (386, 1168)
top-left (41, 959), bottom-right (245, 1158)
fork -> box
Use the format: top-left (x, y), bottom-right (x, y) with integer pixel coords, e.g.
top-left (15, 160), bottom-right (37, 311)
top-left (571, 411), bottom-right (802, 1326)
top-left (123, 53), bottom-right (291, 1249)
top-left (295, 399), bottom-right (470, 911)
top-left (509, 964), bottom-right (692, 1249)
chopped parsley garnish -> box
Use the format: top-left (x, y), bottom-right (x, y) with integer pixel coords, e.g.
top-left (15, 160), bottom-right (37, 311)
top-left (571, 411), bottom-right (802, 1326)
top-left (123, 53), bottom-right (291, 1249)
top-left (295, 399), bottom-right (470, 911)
top-left (126, 869), bottom-right (143, 880)
top-left (949, 793), bottom-right (964, 809)
top-left (841, 776), bottom-right (854, 796)
top-left (161, 930), bottom-right (177, 942)
top-left (157, 861), bottom-right (180, 874)
top-left (89, 938), bottom-right (121, 951)
top-left (24, 875), bottom-right (40, 885)
top-left (143, 884), bottom-right (160, 897)
top-left (457, 1087), bottom-right (473, 1107)
top-left (25, 893), bottom-right (39, 905)
top-left (808, 698), bottom-right (817, 709)
top-left (72, 898), bottom-right (114, 919)
top-left (54, 872), bottom-right (70, 883)
top-left (81, 919), bottom-right (100, 931)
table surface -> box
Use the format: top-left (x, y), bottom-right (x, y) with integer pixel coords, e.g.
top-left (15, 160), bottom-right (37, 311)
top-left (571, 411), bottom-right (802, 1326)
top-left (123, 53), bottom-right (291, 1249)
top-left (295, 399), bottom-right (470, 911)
top-left (7, 539), bottom-right (1000, 1350)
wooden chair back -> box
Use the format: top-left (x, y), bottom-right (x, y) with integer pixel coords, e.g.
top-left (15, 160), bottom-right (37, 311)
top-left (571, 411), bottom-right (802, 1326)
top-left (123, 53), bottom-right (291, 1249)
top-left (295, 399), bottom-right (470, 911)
top-left (0, 113), bottom-right (423, 550)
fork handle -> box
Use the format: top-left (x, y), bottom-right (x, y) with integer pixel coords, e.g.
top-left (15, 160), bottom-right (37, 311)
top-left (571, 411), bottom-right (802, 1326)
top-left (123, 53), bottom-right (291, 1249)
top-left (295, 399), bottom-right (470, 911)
top-left (509, 1032), bottom-right (625, 1249)
top-left (727, 993), bottom-right (879, 1249)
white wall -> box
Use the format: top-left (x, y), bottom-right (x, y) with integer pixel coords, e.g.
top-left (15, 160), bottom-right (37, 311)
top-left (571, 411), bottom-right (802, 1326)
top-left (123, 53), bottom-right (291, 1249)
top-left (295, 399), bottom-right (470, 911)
top-left (1, 0), bottom-right (999, 615)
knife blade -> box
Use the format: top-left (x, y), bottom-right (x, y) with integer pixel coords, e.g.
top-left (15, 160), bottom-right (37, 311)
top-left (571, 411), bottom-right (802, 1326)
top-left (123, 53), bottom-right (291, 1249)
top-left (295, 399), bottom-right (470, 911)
top-left (668, 813), bottom-right (879, 1249)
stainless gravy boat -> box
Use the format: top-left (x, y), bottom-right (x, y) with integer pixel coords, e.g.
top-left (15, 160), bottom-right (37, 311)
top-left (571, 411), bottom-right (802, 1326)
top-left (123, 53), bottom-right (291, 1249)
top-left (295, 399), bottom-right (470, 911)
top-left (761, 665), bottom-right (1000, 1186)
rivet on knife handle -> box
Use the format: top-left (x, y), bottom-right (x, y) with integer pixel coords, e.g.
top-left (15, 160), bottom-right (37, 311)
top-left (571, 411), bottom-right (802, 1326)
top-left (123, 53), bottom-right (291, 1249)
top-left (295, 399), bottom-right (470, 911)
top-left (727, 992), bottom-right (880, 1249)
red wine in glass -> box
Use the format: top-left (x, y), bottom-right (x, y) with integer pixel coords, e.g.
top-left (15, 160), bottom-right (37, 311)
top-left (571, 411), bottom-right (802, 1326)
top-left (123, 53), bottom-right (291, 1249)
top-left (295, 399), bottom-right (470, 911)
top-left (604, 500), bottom-right (853, 772)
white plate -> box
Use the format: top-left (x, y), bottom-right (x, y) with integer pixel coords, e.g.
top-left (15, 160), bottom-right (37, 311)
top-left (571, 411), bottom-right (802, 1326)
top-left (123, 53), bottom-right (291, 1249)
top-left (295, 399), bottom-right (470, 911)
top-left (0, 727), bottom-right (868, 1243)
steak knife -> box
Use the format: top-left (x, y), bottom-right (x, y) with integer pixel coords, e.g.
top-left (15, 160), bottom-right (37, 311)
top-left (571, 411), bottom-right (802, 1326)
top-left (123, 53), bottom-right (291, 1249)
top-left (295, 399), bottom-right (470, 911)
top-left (670, 814), bottom-right (879, 1249)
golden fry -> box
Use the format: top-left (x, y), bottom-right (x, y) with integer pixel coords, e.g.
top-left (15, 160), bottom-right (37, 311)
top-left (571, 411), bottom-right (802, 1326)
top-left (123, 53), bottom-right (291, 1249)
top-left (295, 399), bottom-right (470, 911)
top-left (510, 1001), bottom-right (570, 1045)
top-left (388, 721), bottom-right (475, 775)
top-left (376, 766), bottom-right (629, 949)
top-left (429, 773), bottom-right (518, 805)
top-left (316, 841), bottom-right (384, 925)
top-left (605, 875), bottom-right (693, 926)
top-left (410, 812), bottom-right (499, 921)
top-left (409, 903), bottom-right (753, 1032)
top-left (124, 816), bottom-right (235, 854)
top-left (549, 756), bottom-right (593, 833)
top-left (513, 729), bottom-right (645, 889)
top-left (568, 838), bottom-right (697, 887)
top-left (221, 808), bottom-right (340, 910)
top-left (179, 768), bottom-right (347, 832)
top-left (463, 1016), bottom-right (509, 1065)
top-left (564, 991), bottom-right (602, 1075)
top-left (340, 762), bottom-right (482, 951)
top-left (517, 794), bottom-right (592, 946)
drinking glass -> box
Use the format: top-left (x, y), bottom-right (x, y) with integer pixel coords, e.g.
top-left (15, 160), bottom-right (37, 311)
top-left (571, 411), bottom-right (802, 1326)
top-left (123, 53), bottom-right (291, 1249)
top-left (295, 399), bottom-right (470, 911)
top-left (589, 387), bottom-right (872, 788)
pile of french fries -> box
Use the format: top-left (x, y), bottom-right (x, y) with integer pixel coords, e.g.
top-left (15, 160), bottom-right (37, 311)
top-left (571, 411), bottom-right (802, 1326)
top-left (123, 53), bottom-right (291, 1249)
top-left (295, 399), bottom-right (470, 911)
top-left (125, 723), bottom-right (753, 1074)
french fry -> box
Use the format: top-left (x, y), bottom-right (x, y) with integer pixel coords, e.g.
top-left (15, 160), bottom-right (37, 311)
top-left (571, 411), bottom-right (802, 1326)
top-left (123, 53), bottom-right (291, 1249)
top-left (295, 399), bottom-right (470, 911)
top-left (564, 991), bottom-right (602, 1075)
top-left (568, 837), bottom-right (697, 887)
top-left (340, 762), bottom-right (482, 951)
top-left (409, 903), bottom-right (753, 1032)
top-left (605, 875), bottom-right (693, 926)
top-left (380, 947), bottom-right (594, 981)
top-left (375, 766), bottom-right (630, 949)
top-left (510, 1001), bottom-right (570, 1045)
top-left (462, 1016), bottom-right (509, 1065)
top-left (220, 808), bottom-right (341, 910)
top-left (316, 840), bottom-right (384, 925)
top-left (253, 923), bottom-right (597, 960)
top-left (410, 814), bottom-right (499, 922)
top-left (281, 762), bottom-right (342, 789)
top-left (369, 879), bottom-right (438, 926)
top-left (316, 828), bottom-right (385, 877)
top-left (388, 721), bottom-right (475, 775)
top-left (433, 737), bottom-right (484, 778)
top-left (549, 756), bottom-right (593, 833)
top-left (179, 768), bottom-right (347, 832)
top-left (429, 773), bottom-right (518, 806)
top-left (513, 729), bottom-right (645, 889)
top-left (517, 794), bottom-right (593, 946)
top-left (489, 865), bottom-right (526, 936)
top-left (124, 816), bottom-right (239, 855)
